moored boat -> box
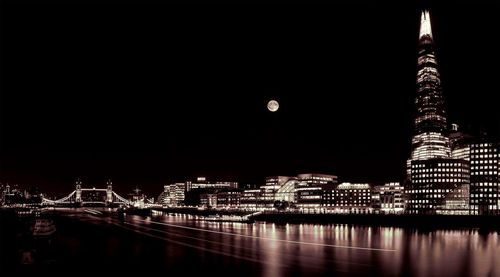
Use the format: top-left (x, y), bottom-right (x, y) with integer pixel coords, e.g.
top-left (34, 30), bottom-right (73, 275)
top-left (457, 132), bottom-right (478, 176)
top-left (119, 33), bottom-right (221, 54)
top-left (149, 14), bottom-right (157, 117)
top-left (203, 214), bottom-right (254, 223)
top-left (32, 218), bottom-right (56, 237)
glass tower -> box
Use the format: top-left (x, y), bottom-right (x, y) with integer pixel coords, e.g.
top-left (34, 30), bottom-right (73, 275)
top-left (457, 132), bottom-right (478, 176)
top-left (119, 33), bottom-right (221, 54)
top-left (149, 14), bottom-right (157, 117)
top-left (406, 11), bottom-right (470, 214)
top-left (410, 10), bottom-right (451, 163)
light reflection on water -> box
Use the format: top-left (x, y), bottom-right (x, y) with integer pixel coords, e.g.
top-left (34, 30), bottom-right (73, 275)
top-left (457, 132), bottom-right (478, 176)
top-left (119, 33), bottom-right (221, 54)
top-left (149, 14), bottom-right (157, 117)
top-left (137, 214), bottom-right (500, 276)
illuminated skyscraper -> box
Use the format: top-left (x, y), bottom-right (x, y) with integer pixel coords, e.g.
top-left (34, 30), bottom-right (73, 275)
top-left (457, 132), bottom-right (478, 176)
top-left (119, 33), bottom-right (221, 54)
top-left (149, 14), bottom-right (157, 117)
top-left (410, 10), bottom-right (451, 164)
top-left (406, 11), bottom-right (470, 214)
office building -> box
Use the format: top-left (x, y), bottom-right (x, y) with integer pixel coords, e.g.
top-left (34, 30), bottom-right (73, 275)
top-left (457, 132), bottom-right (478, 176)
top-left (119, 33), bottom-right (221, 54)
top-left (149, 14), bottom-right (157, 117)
top-left (322, 183), bottom-right (372, 214)
top-left (470, 140), bottom-right (500, 215)
top-left (372, 182), bottom-right (405, 214)
top-left (185, 177), bottom-right (238, 192)
top-left (408, 159), bottom-right (470, 214)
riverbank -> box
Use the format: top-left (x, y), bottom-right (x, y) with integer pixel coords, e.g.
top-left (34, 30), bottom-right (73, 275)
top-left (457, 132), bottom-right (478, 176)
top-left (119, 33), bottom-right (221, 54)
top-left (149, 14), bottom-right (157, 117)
top-left (150, 208), bottom-right (500, 229)
top-left (150, 207), bottom-right (250, 217)
top-left (251, 213), bottom-right (500, 229)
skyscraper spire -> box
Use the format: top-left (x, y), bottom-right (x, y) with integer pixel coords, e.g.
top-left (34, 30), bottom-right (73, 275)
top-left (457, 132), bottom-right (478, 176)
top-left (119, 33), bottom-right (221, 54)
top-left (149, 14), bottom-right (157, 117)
top-left (419, 10), bottom-right (433, 39)
top-left (414, 10), bottom-right (446, 135)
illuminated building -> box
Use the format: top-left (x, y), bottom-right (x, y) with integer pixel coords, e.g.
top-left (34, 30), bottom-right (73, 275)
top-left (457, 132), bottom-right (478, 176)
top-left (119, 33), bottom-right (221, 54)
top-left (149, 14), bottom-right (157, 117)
top-left (295, 174), bottom-right (337, 209)
top-left (157, 186), bottom-right (170, 205)
top-left (180, 177), bottom-right (239, 207)
top-left (275, 178), bottom-right (300, 204)
top-left (157, 183), bottom-right (185, 206)
top-left (407, 11), bottom-right (450, 166)
top-left (239, 176), bottom-right (296, 209)
top-left (239, 174), bottom-right (337, 210)
top-left (216, 189), bottom-right (243, 208)
top-left (451, 144), bottom-right (471, 161)
top-left (185, 177), bottom-right (238, 192)
top-left (408, 159), bottom-right (470, 214)
top-left (3, 184), bottom-right (25, 205)
top-left (260, 176), bottom-right (293, 208)
top-left (128, 187), bottom-right (145, 202)
top-left (406, 11), bottom-right (470, 214)
top-left (408, 10), bottom-right (450, 167)
top-left (321, 183), bottom-right (372, 214)
top-left (470, 140), bottom-right (500, 215)
top-left (372, 182), bottom-right (406, 214)
top-left (297, 173), bottom-right (338, 185)
top-left (239, 189), bottom-right (262, 209)
top-left (200, 193), bottom-right (217, 208)
top-left (437, 184), bottom-right (470, 215)
top-left (449, 124), bottom-right (474, 161)
top-left (0, 184), bottom-right (9, 206)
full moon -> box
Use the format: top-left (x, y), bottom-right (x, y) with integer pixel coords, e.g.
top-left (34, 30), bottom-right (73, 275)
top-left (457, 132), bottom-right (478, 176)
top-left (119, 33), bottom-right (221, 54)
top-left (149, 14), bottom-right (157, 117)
top-left (267, 100), bottom-right (279, 112)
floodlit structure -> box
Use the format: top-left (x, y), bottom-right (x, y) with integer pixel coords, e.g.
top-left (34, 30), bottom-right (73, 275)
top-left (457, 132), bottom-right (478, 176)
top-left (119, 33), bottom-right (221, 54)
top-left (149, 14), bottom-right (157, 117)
top-left (157, 183), bottom-right (185, 206)
top-left (409, 10), bottom-right (450, 165)
top-left (470, 141), bottom-right (500, 215)
top-left (41, 180), bottom-right (133, 206)
top-left (240, 174), bottom-right (337, 210)
top-left (216, 189), bottom-right (243, 208)
top-left (322, 183), bottom-right (372, 214)
top-left (372, 182), bottom-right (406, 214)
top-left (406, 11), bottom-right (470, 214)
top-left (296, 174), bottom-right (337, 209)
top-left (186, 177), bottom-right (238, 192)
top-left (408, 159), bottom-right (470, 214)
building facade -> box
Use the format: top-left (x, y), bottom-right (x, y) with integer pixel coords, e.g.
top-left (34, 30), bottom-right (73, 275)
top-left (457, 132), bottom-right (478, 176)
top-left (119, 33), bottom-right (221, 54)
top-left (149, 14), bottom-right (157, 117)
top-left (239, 189), bottom-right (262, 209)
top-left (239, 174), bottom-right (337, 210)
top-left (470, 141), bottom-right (500, 215)
top-left (240, 176), bottom-right (298, 210)
top-left (216, 189), bottom-right (243, 208)
top-left (186, 177), bottom-right (238, 192)
top-left (296, 174), bottom-right (337, 209)
top-left (322, 183), bottom-right (372, 214)
top-left (408, 159), bottom-right (470, 214)
top-left (157, 183), bottom-right (185, 206)
top-left (372, 182), bottom-right (405, 214)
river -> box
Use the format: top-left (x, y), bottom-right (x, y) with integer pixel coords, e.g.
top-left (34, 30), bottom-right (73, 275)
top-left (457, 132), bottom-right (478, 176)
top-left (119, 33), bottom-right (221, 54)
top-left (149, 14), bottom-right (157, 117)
top-left (1, 209), bottom-right (500, 276)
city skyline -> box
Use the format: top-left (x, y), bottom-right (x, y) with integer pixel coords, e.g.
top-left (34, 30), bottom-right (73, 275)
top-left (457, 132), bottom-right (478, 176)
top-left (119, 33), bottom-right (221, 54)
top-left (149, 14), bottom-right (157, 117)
top-left (2, 4), bottom-right (500, 275)
top-left (1, 4), bottom-right (500, 195)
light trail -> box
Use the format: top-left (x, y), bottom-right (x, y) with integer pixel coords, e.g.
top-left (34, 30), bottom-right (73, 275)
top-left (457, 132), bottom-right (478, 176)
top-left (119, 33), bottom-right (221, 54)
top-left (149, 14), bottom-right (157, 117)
top-left (132, 218), bottom-right (397, 252)
top-left (111, 220), bottom-right (276, 266)
top-left (121, 220), bottom-right (372, 269)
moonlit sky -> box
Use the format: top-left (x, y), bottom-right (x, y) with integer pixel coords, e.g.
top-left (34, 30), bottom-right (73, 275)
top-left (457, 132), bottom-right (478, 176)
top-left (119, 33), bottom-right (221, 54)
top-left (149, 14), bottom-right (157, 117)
top-left (1, 3), bottom-right (499, 195)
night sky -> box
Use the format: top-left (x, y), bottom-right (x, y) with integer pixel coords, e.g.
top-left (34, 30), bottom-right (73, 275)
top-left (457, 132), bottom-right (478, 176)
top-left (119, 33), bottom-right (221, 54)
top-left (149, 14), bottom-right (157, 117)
top-left (1, 3), bottom-right (499, 196)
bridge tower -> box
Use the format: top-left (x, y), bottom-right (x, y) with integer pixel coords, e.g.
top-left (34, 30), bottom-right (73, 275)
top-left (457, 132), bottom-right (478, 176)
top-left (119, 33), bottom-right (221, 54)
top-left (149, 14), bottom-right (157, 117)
top-left (75, 179), bottom-right (82, 203)
top-left (106, 179), bottom-right (113, 206)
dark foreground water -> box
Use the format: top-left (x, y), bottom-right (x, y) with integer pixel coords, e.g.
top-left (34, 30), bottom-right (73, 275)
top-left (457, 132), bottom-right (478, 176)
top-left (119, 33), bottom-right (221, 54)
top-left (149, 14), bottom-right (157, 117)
top-left (1, 209), bottom-right (500, 276)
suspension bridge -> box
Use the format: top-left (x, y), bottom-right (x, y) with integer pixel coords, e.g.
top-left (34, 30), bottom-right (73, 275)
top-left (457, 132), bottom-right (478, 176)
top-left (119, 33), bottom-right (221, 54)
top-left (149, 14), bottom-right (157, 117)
top-left (41, 180), bottom-right (135, 207)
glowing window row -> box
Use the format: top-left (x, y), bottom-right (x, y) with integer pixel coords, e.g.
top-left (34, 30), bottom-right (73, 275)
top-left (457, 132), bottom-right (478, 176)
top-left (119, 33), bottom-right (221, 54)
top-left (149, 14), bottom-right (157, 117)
top-left (412, 168), bottom-right (467, 172)
top-left (470, 194), bottom-right (499, 198)
top-left (471, 165), bottom-right (498, 170)
top-left (472, 171), bottom-right (499, 175)
top-left (413, 179), bottom-right (465, 183)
